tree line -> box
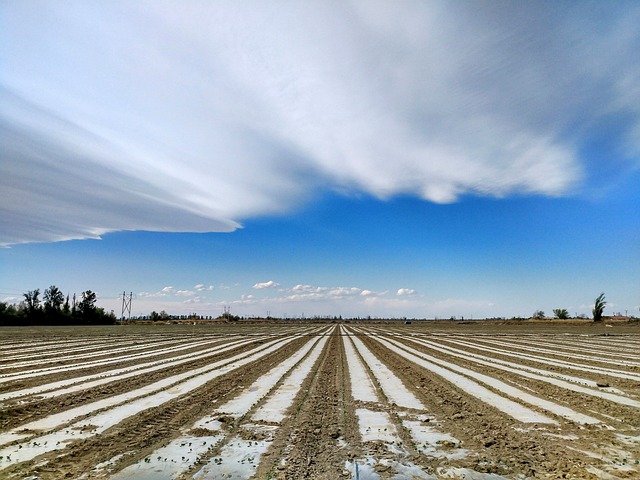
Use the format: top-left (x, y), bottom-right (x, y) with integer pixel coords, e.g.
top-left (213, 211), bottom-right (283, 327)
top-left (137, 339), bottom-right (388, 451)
top-left (0, 286), bottom-right (116, 326)
top-left (532, 292), bottom-right (608, 321)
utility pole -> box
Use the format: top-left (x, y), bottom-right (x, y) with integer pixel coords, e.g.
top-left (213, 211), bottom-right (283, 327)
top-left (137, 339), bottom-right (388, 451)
top-left (121, 291), bottom-right (132, 323)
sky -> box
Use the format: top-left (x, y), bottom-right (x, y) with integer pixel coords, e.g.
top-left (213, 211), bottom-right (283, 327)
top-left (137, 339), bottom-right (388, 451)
top-left (1, 1), bottom-right (639, 319)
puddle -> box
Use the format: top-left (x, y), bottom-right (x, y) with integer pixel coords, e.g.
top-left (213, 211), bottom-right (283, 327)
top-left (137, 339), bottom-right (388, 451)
top-left (110, 435), bottom-right (223, 479)
top-left (345, 457), bottom-right (437, 480)
top-left (345, 458), bottom-right (380, 480)
top-left (192, 436), bottom-right (269, 479)
top-left (356, 408), bottom-right (399, 444)
top-left (402, 419), bottom-right (466, 459)
top-left (437, 467), bottom-right (513, 479)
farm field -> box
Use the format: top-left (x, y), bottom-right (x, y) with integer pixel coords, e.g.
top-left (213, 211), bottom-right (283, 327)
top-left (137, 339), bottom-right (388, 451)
top-left (0, 322), bottom-right (639, 479)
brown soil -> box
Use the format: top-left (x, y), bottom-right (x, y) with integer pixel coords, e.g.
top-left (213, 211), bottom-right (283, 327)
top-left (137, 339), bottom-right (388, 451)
top-left (1, 323), bottom-right (639, 479)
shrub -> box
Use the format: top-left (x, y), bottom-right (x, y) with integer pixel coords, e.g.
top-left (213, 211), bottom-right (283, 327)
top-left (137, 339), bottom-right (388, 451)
top-left (553, 308), bottom-right (569, 319)
top-left (592, 292), bottom-right (606, 322)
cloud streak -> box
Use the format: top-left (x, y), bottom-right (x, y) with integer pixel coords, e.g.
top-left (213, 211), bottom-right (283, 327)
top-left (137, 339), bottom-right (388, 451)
top-left (253, 280), bottom-right (280, 290)
top-left (2, 1), bottom-right (639, 245)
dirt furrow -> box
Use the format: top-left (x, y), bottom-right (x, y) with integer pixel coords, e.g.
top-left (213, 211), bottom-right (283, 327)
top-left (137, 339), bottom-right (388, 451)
top-left (356, 329), bottom-right (608, 478)
top-left (1, 323), bottom-right (638, 479)
top-left (1, 335), bottom-right (312, 480)
top-left (255, 326), bottom-right (352, 479)
top-left (0, 338), bottom-right (272, 431)
top-left (389, 335), bottom-right (640, 427)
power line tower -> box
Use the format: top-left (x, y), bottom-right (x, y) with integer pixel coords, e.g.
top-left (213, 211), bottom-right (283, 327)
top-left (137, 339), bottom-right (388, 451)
top-left (121, 291), bottom-right (133, 323)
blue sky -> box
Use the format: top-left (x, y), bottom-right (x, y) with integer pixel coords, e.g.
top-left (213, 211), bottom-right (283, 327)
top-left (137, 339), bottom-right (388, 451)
top-left (1, 1), bottom-right (639, 318)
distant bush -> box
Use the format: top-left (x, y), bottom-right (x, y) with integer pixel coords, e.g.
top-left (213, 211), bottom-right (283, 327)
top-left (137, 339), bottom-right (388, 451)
top-left (532, 310), bottom-right (545, 320)
top-left (220, 311), bottom-right (240, 322)
top-left (553, 308), bottom-right (569, 319)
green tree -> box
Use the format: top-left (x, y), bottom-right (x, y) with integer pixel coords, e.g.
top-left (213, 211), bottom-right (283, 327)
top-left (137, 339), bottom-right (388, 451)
top-left (0, 301), bottom-right (20, 325)
top-left (150, 310), bottom-right (169, 321)
top-left (593, 292), bottom-right (606, 322)
top-left (62, 294), bottom-right (71, 316)
top-left (43, 285), bottom-right (65, 313)
top-left (77, 290), bottom-right (97, 322)
top-left (23, 289), bottom-right (41, 316)
top-left (553, 308), bottom-right (569, 319)
top-left (532, 310), bottom-right (545, 320)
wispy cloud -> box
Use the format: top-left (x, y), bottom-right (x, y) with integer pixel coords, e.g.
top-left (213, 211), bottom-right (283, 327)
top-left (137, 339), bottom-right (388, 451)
top-left (2, 1), bottom-right (639, 245)
top-left (252, 280), bottom-right (280, 289)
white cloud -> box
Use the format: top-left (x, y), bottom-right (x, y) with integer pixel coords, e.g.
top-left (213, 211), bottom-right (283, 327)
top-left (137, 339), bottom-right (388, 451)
top-left (291, 284), bottom-right (326, 293)
top-left (2, 1), bottom-right (639, 245)
top-left (397, 288), bottom-right (416, 296)
top-left (139, 286), bottom-right (199, 298)
top-left (328, 287), bottom-right (362, 297)
top-left (194, 284), bottom-right (214, 292)
top-left (111, 281), bottom-right (504, 319)
top-left (176, 290), bottom-right (196, 297)
top-left (253, 280), bottom-right (280, 289)
top-left (280, 293), bottom-right (327, 303)
top-left (183, 296), bottom-right (202, 304)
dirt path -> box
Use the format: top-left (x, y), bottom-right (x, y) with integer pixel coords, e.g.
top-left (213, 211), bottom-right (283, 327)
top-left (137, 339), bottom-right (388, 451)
top-left (254, 326), bottom-right (352, 479)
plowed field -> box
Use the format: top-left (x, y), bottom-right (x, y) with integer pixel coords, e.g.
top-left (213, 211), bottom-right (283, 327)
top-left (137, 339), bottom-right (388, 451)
top-left (1, 323), bottom-right (639, 479)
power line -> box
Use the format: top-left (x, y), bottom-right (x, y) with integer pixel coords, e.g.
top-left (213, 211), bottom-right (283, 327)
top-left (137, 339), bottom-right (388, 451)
top-left (121, 291), bottom-right (133, 322)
